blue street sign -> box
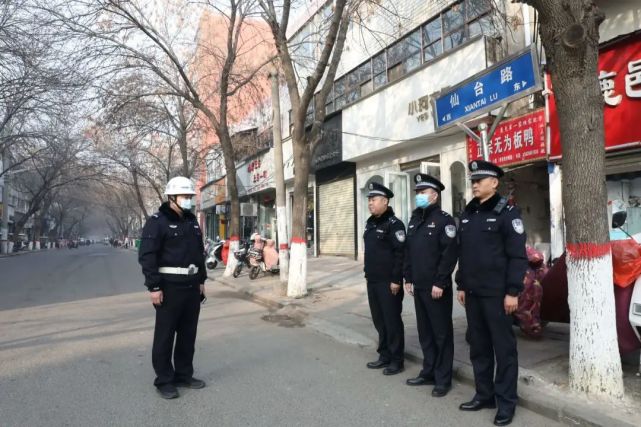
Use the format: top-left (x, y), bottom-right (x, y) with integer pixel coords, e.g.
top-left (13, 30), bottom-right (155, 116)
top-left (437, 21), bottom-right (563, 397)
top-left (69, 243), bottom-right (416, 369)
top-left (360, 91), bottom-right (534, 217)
top-left (433, 47), bottom-right (542, 130)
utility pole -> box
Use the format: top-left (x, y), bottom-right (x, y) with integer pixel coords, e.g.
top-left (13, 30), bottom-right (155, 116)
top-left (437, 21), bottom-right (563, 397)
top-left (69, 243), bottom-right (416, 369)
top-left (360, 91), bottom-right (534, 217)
top-left (270, 68), bottom-right (289, 293)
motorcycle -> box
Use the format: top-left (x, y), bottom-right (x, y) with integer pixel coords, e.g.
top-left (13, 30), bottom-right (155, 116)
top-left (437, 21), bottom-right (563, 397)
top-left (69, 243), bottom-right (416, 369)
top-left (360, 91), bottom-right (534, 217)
top-left (247, 233), bottom-right (280, 280)
top-left (232, 240), bottom-right (252, 278)
top-left (205, 237), bottom-right (225, 270)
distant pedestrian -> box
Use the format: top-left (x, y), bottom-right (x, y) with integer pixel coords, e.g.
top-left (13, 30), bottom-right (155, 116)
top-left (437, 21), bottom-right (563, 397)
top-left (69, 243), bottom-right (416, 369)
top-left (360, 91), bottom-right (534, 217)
top-left (456, 160), bottom-right (528, 426)
top-left (363, 182), bottom-right (406, 376)
top-left (139, 176), bottom-right (207, 399)
top-left (403, 173), bottom-right (458, 397)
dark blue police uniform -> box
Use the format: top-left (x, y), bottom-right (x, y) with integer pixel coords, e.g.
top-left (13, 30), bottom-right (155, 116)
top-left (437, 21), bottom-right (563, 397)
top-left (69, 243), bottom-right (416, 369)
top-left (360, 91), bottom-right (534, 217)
top-left (363, 183), bottom-right (406, 373)
top-left (456, 160), bottom-right (527, 423)
top-left (404, 174), bottom-right (458, 393)
top-left (139, 202), bottom-right (207, 388)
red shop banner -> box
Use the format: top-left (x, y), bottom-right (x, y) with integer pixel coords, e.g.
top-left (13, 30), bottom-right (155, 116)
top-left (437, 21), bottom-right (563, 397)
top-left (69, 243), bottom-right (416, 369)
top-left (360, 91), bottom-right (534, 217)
top-left (466, 109), bottom-right (546, 167)
top-left (549, 33), bottom-right (641, 158)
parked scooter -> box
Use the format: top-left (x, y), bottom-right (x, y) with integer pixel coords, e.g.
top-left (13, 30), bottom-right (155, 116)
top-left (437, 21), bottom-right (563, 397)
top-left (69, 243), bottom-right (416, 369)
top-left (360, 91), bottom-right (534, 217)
top-left (612, 211), bottom-right (641, 374)
top-left (205, 237), bottom-right (225, 270)
top-left (232, 240), bottom-right (252, 278)
top-left (247, 233), bottom-right (280, 280)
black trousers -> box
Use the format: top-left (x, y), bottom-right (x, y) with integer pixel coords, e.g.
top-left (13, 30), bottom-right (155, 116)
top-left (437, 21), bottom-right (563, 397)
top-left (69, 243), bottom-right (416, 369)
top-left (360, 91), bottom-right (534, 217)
top-left (152, 284), bottom-right (201, 387)
top-left (414, 286), bottom-right (454, 387)
top-left (367, 281), bottom-right (404, 364)
top-left (465, 293), bottom-right (518, 412)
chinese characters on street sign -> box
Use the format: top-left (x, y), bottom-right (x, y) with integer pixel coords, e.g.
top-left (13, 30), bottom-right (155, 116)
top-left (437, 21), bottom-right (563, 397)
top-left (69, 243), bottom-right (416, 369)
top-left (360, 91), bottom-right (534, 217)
top-left (466, 109), bottom-right (546, 167)
top-left (433, 47), bottom-right (542, 130)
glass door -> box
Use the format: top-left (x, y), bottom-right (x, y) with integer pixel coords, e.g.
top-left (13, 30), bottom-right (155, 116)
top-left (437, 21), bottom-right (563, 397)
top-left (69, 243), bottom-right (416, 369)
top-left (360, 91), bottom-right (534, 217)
top-left (386, 171), bottom-right (411, 226)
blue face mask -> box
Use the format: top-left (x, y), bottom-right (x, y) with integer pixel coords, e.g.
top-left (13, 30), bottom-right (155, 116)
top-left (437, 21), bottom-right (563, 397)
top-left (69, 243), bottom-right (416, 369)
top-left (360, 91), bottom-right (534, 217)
top-left (415, 194), bottom-right (431, 209)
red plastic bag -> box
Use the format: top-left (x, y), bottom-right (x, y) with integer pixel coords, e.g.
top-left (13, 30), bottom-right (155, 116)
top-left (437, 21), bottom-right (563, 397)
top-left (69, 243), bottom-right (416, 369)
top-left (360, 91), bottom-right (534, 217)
top-left (515, 246), bottom-right (548, 338)
top-left (611, 239), bottom-right (641, 288)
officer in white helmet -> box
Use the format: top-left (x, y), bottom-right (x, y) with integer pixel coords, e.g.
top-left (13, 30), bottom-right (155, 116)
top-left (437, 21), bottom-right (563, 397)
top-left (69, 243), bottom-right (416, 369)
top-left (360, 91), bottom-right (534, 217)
top-left (139, 176), bottom-right (207, 399)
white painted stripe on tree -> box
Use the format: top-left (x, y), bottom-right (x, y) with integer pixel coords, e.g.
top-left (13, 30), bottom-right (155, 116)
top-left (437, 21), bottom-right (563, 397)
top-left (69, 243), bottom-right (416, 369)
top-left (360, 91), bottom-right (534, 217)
top-left (287, 241), bottom-right (307, 297)
top-left (222, 239), bottom-right (240, 277)
top-left (567, 251), bottom-right (624, 398)
top-left (277, 205), bottom-right (289, 283)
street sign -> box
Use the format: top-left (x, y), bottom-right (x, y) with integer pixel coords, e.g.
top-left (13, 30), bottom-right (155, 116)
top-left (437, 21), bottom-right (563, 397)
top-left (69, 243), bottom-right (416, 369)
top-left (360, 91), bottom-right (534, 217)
top-left (433, 46), bottom-right (542, 130)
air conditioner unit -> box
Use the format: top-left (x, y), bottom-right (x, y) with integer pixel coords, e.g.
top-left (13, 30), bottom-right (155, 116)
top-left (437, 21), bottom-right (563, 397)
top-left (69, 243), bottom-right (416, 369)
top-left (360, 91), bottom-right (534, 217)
top-left (240, 203), bottom-right (257, 217)
top-left (215, 205), bottom-right (227, 214)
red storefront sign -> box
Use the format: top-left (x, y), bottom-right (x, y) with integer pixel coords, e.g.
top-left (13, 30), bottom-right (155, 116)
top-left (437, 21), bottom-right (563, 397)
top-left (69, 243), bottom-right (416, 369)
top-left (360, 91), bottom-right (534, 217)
top-left (466, 109), bottom-right (546, 167)
top-left (549, 33), bottom-right (641, 158)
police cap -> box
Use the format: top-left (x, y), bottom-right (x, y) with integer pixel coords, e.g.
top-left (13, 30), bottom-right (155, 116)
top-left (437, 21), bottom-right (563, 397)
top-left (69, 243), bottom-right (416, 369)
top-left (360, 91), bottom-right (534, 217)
top-left (414, 173), bottom-right (445, 192)
top-left (469, 160), bottom-right (504, 180)
top-left (367, 182), bottom-right (394, 199)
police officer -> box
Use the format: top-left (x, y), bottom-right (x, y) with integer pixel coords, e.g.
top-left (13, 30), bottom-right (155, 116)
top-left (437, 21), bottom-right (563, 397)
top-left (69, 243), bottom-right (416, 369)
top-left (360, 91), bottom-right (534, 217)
top-left (139, 176), bottom-right (207, 399)
top-left (403, 173), bottom-right (458, 397)
top-left (363, 182), bottom-right (406, 375)
top-left (456, 161), bottom-right (527, 426)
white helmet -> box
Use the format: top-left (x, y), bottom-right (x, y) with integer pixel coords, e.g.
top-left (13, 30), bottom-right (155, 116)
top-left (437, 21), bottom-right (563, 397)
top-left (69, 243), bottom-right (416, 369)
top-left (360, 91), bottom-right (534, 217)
top-left (165, 176), bottom-right (196, 196)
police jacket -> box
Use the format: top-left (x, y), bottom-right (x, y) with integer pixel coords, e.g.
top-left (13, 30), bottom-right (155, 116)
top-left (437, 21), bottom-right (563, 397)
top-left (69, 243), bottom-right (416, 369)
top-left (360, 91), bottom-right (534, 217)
top-left (404, 205), bottom-right (458, 290)
top-left (139, 202), bottom-right (207, 291)
top-left (363, 207), bottom-right (405, 285)
top-left (455, 193), bottom-right (527, 297)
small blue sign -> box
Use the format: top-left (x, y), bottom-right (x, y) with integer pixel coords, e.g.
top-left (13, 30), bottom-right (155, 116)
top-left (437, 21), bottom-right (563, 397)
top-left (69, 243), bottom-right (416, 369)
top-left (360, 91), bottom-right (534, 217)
top-left (433, 47), bottom-right (541, 130)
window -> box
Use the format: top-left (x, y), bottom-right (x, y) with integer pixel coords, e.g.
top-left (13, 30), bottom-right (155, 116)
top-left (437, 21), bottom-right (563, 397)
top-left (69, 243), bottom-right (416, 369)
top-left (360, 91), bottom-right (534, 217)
top-left (372, 52), bottom-right (387, 88)
top-left (334, 77), bottom-right (346, 108)
top-left (386, 30), bottom-right (421, 82)
top-left (423, 18), bottom-right (443, 61)
top-left (443, 2), bottom-right (466, 51)
top-left (325, 86), bottom-right (335, 114)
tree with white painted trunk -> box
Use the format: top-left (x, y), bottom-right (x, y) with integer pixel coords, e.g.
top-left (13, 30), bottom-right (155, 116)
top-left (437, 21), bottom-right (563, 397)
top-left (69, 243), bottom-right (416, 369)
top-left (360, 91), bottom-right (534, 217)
top-left (515, 0), bottom-right (623, 398)
top-left (259, 0), bottom-right (354, 297)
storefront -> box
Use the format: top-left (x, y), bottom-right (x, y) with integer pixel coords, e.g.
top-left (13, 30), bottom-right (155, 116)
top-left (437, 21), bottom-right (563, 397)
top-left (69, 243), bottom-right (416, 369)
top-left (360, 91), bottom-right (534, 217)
top-left (467, 108), bottom-right (552, 260)
top-left (549, 31), bottom-right (641, 243)
top-left (341, 37), bottom-right (491, 260)
top-left (237, 150), bottom-right (276, 240)
top-left (311, 113), bottom-right (358, 258)
top-left (200, 177), bottom-right (228, 241)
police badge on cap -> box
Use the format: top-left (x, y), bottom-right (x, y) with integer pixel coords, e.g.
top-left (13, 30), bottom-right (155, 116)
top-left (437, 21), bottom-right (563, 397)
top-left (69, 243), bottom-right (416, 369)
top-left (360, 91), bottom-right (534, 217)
top-left (468, 160), bottom-right (504, 180)
top-left (367, 182), bottom-right (394, 198)
top-left (414, 173), bottom-right (445, 192)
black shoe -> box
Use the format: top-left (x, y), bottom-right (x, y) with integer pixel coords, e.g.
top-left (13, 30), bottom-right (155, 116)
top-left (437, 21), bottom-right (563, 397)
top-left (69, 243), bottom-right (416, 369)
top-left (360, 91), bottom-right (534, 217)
top-left (174, 377), bottom-right (206, 389)
top-left (493, 411), bottom-right (514, 426)
top-left (459, 399), bottom-right (496, 411)
top-left (431, 385), bottom-right (451, 397)
top-left (382, 363), bottom-right (404, 376)
top-left (366, 359), bottom-right (390, 369)
top-left (406, 376), bottom-right (435, 386)
top-left (156, 384), bottom-right (179, 399)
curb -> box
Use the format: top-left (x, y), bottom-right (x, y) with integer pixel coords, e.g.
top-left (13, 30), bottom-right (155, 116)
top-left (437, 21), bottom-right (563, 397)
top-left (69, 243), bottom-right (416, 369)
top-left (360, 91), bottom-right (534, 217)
top-left (212, 276), bottom-right (639, 427)
top-left (0, 248), bottom-right (50, 258)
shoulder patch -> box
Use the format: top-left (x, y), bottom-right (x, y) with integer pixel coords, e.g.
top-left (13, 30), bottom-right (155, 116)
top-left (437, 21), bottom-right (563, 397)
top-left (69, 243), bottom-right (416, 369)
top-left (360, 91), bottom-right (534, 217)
top-left (395, 230), bottom-right (406, 243)
top-left (445, 225), bottom-right (457, 238)
top-left (512, 218), bottom-right (524, 234)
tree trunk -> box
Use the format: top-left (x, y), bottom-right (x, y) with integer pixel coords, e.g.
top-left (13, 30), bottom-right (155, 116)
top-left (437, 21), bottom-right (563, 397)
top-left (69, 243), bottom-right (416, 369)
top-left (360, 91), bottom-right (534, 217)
top-left (131, 168), bottom-right (149, 220)
top-left (218, 131), bottom-right (241, 277)
top-left (287, 129), bottom-right (311, 297)
top-left (530, 0), bottom-right (623, 398)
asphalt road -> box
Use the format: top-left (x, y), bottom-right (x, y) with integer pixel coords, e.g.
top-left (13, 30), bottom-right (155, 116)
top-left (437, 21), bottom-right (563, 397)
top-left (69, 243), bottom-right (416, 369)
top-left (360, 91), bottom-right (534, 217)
top-left (0, 246), bottom-right (560, 426)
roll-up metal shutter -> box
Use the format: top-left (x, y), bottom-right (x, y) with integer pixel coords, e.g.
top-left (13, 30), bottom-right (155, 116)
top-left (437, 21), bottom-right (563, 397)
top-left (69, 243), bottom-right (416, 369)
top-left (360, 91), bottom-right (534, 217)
top-left (318, 177), bottom-right (354, 256)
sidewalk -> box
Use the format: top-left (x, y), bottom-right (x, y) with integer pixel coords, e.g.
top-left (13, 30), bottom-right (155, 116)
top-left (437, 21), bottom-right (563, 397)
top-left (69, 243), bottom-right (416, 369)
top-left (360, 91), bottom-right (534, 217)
top-left (210, 256), bottom-right (641, 427)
